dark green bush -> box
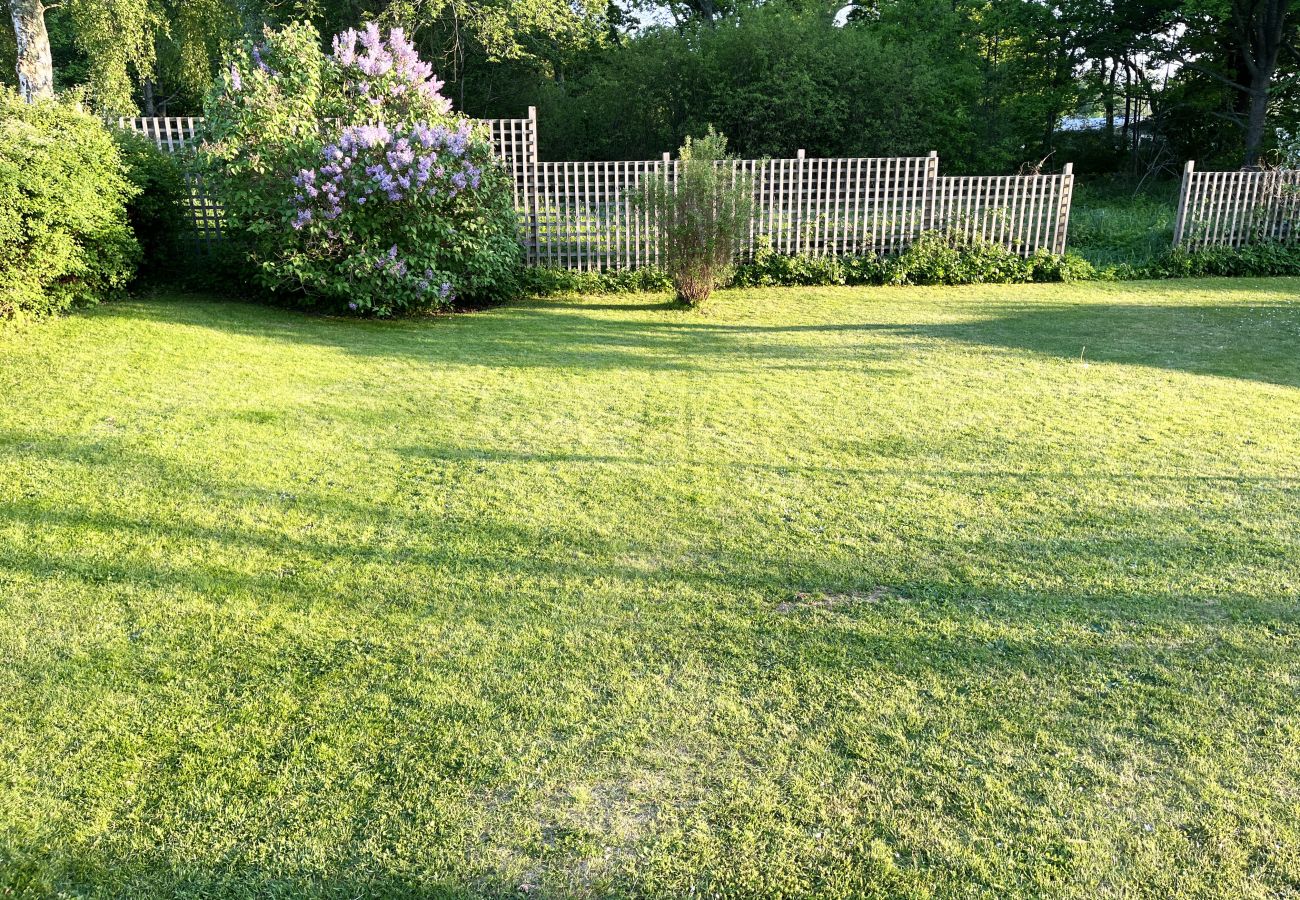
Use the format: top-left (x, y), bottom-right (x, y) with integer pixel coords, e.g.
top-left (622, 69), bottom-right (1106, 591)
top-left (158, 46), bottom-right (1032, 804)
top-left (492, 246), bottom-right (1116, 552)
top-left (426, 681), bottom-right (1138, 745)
top-left (522, 234), bottom-right (1300, 298)
top-left (525, 232), bottom-right (1095, 297)
top-left (1028, 250), bottom-right (1096, 283)
top-left (730, 238), bottom-right (894, 288)
top-left (732, 231), bottom-right (1090, 290)
top-left (0, 91), bottom-right (140, 319)
top-left (112, 128), bottom-right (187, 275)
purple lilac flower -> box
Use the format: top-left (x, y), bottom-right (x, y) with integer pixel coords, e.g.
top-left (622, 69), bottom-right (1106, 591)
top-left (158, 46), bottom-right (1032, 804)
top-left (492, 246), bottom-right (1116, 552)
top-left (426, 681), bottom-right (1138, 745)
top-left (229, 64), bottom-right (242, 92)
top-left (330, 23), bottom-right (452, 116)
top-left (333, 29), bottom-right (359, 66)
top-left (292, 209), bottom-right (312, 230)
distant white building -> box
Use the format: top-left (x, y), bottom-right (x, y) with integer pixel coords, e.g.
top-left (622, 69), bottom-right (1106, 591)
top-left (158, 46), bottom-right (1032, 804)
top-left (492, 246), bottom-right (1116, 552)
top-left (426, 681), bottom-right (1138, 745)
top-left (1059, 115), bottom-right (1132, 133)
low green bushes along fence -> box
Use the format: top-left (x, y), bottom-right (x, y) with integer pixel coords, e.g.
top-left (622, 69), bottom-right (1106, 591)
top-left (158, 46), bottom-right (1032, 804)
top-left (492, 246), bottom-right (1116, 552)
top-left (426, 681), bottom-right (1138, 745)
top-left (523, 233), bottom-right (1300, 296)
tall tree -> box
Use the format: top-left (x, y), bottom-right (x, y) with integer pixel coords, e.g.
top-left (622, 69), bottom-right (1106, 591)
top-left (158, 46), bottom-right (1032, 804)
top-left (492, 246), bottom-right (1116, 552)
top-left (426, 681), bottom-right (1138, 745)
top-left (5, 0), bottom-right (164, 110)
top-left (1177, 0), bottom-right (1299, 165)
top-left (8, 0), bottom-right (54, 100)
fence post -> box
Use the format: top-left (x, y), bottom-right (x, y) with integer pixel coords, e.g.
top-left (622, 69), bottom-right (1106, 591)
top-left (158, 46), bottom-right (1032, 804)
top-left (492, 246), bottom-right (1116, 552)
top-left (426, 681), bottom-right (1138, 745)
top-left (795, 149), bottom-right (806, 254)
top-left (1055, 162), bottom-right (1075, 255)
top-left (923, 150), bottom-right (939, 232)
top-left (1172, 160), bottom-right (1195, 248)
top-left (526, 106), bottom-right (539, 265)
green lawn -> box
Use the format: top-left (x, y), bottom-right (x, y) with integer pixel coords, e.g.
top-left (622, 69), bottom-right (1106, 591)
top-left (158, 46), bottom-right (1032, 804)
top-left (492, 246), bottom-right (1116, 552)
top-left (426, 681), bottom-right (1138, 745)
top-left (2, 279), bottom-right (1299, 899)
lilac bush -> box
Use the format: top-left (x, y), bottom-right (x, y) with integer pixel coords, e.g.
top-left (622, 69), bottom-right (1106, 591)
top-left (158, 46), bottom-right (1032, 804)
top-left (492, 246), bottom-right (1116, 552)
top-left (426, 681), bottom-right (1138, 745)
top-left (198, 22), bottom-right (519, 315)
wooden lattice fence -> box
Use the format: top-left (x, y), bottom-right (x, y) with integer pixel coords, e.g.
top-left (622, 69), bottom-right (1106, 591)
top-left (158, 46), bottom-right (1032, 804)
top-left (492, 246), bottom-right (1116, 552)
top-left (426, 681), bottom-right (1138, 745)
top-left (523, 154), bottom-right (1074, 268)
top-left (117, 110), bottom-right (540, 250)
top-left (116, 112), bottom-right (1075, 266)
top-left (931, 170), bottom-right (1074, 259)
top-left (1173, 161), bottom-right (1300, 249)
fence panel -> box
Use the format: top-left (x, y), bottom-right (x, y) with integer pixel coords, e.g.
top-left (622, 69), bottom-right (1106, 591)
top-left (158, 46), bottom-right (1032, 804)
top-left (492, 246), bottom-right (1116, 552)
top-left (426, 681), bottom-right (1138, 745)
top-left (182, 172), bottom-right (224, 250)
top-left (931, 165), bottom-right (1074, 255)
top-left (1173, 161), bottom-right (1300, 249)
top-left (525, 153), bottom-right (943, 268)
top-left (524, 158), bottom-right (673, 269)
top-left (525, 154), bottom-right (1071, 268)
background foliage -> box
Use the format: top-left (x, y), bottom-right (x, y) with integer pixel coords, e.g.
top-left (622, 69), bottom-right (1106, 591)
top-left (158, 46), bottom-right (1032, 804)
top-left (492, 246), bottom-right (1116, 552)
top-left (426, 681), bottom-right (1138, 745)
top-left (111, 127), bottom-right (187, 273)
top-left (4, 0), bottom-right (1297, 175)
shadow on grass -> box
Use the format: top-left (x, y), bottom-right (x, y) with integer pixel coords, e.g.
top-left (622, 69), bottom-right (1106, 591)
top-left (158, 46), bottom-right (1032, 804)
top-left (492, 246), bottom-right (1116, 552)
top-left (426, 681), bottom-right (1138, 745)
top-left (899, 300), bottom-right (1300, 388)
top-left (97, 298), bottom-right (901, 376)
top-left (4, 428), bottom-right (1297, 628)
top-left (599, 297), bottom-right (1300, 388)
top-left (1, 843), bottom-right (504, 900)
top-left (109, 290), bottom-right (1300, 386)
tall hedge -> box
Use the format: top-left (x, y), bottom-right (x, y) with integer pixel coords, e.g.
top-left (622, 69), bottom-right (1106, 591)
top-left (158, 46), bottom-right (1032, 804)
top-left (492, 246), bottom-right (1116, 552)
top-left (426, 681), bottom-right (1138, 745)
top-left (0, 91), bottom-right (141, 319)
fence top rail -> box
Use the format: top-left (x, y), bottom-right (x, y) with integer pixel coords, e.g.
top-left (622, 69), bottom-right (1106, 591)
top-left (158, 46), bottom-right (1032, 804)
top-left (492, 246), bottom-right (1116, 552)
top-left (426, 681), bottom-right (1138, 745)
top-left (936, 172), bottom-right (1067, 181)
top-left (1187, 168), bottom-right (1300, 182)
top-left (113, 113), bottom-right (537, 153)
top-left (114, 114), bottom-right (534, 127)
top-left (529, 155), bottom-right (938, 167)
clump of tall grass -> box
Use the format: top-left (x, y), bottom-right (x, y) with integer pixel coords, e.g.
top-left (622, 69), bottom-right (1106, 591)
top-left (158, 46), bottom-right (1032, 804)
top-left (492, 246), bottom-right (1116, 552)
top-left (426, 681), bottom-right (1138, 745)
top-left (1067, 178), bottom-right (1178, 267)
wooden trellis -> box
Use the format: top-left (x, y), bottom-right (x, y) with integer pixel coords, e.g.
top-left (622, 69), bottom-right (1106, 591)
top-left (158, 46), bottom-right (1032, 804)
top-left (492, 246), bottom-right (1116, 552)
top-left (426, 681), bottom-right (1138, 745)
top-left (1173, 161), bottom-right (1300, 249)
top-left (931, 167), bottom-right (1074, 257)
top-left (523, 153), bottom-right (1075, 269)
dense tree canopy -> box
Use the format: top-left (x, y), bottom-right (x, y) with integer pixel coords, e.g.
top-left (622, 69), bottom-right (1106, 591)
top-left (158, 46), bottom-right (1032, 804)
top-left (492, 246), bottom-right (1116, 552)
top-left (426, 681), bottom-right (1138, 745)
top-left (4, 0), bottom-right (1298, 171)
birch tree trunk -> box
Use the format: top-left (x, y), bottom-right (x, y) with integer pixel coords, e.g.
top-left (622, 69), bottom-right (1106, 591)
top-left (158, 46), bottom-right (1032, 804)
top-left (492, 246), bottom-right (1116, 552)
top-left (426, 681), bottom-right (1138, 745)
top-left (9, 0), bottom-right (54, 101)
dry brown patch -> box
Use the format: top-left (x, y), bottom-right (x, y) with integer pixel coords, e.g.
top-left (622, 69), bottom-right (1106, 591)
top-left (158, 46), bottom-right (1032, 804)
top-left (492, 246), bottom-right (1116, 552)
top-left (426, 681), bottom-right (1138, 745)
top-left (776, 586), bottom-right (896, 613)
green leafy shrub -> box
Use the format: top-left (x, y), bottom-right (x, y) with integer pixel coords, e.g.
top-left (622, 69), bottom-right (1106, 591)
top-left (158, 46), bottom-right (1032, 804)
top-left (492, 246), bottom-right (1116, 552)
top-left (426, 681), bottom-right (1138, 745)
top-left (635, 129), bottom-right (753, 305)
top-left (1027, 250), bottom-right (1096, 283)
top-left (1137, 243), bottom-right (1300, 279)
top-left (197, 22), bottom-right (521, 316)
top-left (520, 266), bottom-right (673, 295)
top-left (0, 91), bottom-right (140, 320)
top-left (112, 128), bottom-right (187, 275)
top-left (888, 229), bottom-right (1036, 285)
top-left (1066, 179), bottom-right (1178, 267)
top-left (523, 235), bottom-right (1300, 298)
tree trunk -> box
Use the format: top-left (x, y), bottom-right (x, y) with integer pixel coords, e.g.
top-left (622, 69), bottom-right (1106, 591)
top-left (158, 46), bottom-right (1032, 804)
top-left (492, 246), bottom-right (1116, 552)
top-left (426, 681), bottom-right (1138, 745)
top-left (9, 0), bottom-right (54, 101)
top-left (1234, 0), bottom-right (1288, 167)
top-left (1104, 62), bottom-right (1117, 139)
top-left (1244, 74), bottom-right (1271, 167)
top-left (143, 78), bottom-right (156, 117)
